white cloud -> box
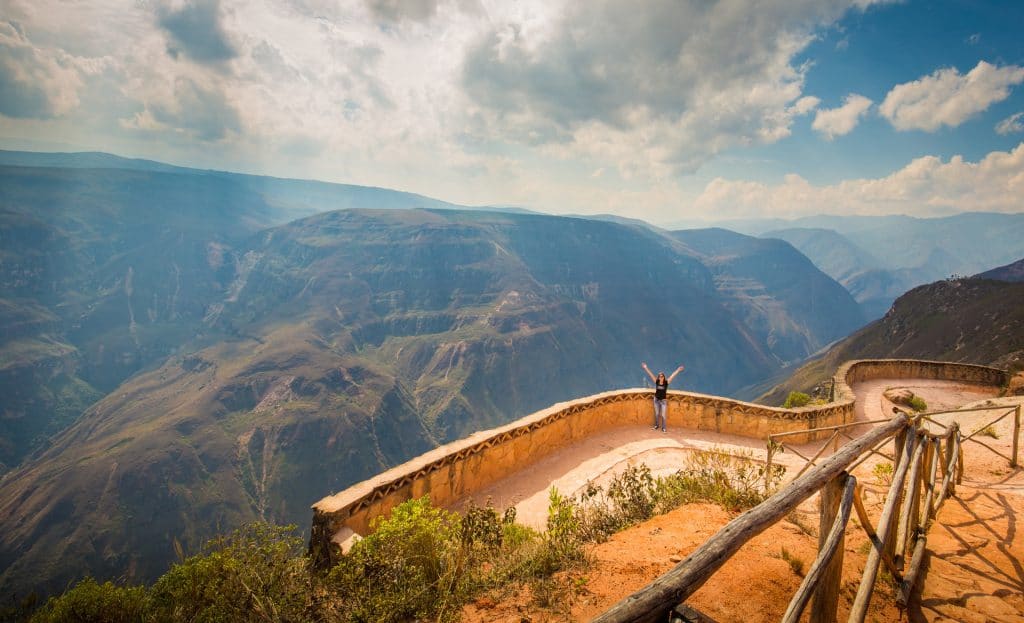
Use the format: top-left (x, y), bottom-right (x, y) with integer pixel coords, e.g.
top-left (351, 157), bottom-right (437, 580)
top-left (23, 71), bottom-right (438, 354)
top-left (693, 142), bottom-right (1024, 218)
top-left (879, 61), bottom-right (1024, 132)
top-left (811, 93), bottom-right (872, 139)
top-left (0, 1), bottom-right (885, 195)
top-left (996, 112), bottom-right (1024, 135)
top-left (22, 0), bottom-right (1016, 224)
top-left (0, 21), bottom-right (84, 118)
top-left (462, 0), bottom-right (885, 178)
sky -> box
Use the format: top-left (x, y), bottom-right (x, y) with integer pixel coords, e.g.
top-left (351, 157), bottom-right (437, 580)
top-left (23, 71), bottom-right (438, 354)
top-left (1, 0), bottom-right (1022, 224)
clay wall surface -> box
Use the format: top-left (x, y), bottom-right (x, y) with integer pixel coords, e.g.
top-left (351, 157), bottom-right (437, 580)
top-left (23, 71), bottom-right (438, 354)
top-left (309, 387), bottom-right (852, 565)
top-left (833, 359), bottom-right (1008, 404)
top-left (309, 359), bottom-right (1007, 567)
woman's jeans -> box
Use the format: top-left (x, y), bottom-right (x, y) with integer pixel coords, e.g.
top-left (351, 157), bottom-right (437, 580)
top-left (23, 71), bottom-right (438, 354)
top-left (653, 398), bottom-right (667, 431)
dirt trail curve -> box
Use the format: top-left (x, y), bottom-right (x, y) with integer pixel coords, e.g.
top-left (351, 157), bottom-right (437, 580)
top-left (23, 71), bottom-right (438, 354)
top-left (457, 378), bottom-right (1024, 622)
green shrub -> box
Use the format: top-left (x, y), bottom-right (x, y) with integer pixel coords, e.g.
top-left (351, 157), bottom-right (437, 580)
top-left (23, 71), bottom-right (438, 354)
top-left (873, 461), bottom-right (894, 485)
top-left (28, 578), bottom-right (148, 623)
top-left (569, 449), bottom-right (781, 548)
top-left (149, 523), bottom-right (311, 623)
top-left (571, 465), bottom-right (660, 541)
top-left (783, 391), bottom-right (812, 408)
top-left (656, 448), bottom-right (781, 512)
top-left (326, 494), bottom-right (591, 622)
top-left (908, 396), bottom-right (928, 412)
top-left (328, 496), bottom-right (462, 623)
top-left (543, 487), bottom-right (588, 569)
top-left (606, 464), bottom-right (657, 524)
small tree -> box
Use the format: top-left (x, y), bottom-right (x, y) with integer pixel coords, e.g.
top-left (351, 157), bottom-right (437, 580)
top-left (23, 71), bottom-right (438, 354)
top-left (908, 395), bottom-right (928, 412)
top-left (149, 523), bottom-right (311, 623)
top-left (784, 391), bottom-right (811, 408)
top-left (28, 578), bottom-right (149, 623)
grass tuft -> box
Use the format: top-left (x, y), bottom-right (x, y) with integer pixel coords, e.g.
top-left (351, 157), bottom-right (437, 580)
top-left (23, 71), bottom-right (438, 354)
top-left (978, 424), bottom-right (1000, 439)
top-left (778, 546), bottom-right (805, 577)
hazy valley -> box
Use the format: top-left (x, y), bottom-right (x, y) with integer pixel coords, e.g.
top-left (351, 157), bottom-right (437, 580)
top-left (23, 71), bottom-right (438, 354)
top-left (0, 153), bottom-right (868, 597)
top-left (720, 214), bottom-right (1024, 320)
top-left (1, 151), bottom-right (1022, 600)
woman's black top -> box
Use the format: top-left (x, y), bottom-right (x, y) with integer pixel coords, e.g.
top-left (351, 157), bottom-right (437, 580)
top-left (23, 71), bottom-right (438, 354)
top-left (655, 380), bottom-right (668, 400)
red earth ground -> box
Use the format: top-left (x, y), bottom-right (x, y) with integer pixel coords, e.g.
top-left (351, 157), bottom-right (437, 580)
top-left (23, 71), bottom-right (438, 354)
top-left (460, 380), bottom-right (1024, 622)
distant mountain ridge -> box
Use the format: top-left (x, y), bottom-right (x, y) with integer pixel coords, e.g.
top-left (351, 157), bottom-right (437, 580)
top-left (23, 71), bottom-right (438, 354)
top-left (0, 149), bottom-right (462, 222)
top-left (977, 258), bottom-right (1024, 282)
top-left (754, 214), bottom-right (1024, 319)
top-left (758, 269), bottom-right (1024, 405)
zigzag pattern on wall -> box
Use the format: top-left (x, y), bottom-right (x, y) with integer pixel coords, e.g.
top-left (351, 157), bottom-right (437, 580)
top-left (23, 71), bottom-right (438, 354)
top-left (349, 391), bottom-right (640, 513)
top-left (346, 390), bottom-right (838, 514)
top-left (310, 358), bottom-right (1008, 570)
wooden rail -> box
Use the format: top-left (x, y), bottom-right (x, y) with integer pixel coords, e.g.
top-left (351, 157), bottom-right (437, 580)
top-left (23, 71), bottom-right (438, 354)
top-left (594, 400), bottom-right (1008, 623)
top-left (592, 415), bottom-right (908, 623)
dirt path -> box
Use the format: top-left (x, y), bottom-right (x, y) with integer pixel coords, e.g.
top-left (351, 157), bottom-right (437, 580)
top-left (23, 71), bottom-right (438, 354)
top-left (458, 379), bottom-right (1024, 622)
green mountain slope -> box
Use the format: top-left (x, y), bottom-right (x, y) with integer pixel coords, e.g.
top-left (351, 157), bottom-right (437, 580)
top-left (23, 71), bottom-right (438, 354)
top-left (0, 165), bottom-right (280, 472)
top-left (672, 228), bottom-right (864, 365)
top-left (0, 208), bottom-right (780, 597)
top-left (0, 155), bottom-right (866, 599)
top-left (758, 274), bottom-right (1024, 405)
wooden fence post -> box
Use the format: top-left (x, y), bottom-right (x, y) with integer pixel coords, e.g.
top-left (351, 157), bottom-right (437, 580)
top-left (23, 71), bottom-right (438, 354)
top-left (956, 439), bottom-right (964, 487)
top-left (810, 473), bottom-right (847, 623)
top-left (849, 430), bottom-right (916, 623)
top-left (908, 438), bottom-right (932, 552)
top-left (894, 438), bottom-right (926, 570)
top-left (893, 427), bottom-right (907, 470)
top-left (884, 426), bottom-right (911, 568)
top-left (1013, 405), bottom-right (1020, 468)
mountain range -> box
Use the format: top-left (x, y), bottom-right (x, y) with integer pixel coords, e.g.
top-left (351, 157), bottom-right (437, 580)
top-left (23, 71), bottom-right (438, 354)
top-left (674, 213), bottom-right (1024, 320)
top-left (0, 152), bottom-right (865, 598)
top-left (759, 266), bottom-right (1024, 406)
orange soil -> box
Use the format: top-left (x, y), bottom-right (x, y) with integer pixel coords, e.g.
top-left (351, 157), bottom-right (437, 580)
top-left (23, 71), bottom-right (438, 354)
top-left (461, 381), bottom-right (1024, 622)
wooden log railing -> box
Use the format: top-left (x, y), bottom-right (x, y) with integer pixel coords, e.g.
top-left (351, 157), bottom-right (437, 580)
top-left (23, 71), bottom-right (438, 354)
top-left (593, 403), bottom-right (997, 623)
top-left (764, 418), bottom-right (893, 493)
top-left (592, 414), bottom-right (909, 623)
top-left (940, 404), bottom-right (1021, 467)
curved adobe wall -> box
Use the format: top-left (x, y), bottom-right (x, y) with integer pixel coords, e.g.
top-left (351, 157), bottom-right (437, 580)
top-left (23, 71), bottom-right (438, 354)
top-left (833, 359), bottom-right (1008, 404)
top-left (309, 359), bottom-right (1008, 567)
top-left (309, 387), bottom-right (851, 567)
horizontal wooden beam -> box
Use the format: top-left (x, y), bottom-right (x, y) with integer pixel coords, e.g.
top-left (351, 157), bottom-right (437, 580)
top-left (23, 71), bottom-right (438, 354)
top-left (593, 414), bottom-right (909, 623)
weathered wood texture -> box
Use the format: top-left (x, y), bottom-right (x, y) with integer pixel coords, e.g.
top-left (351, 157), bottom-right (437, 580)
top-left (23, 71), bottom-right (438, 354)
top-left (1014, 405), bottom-right (1020, 467)
top-left (848, 431), bottom-right (917, 623)
top-left (784, 473), bottom-right (854, 623)
top-left (592, 415), bottom-right (908, 623)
